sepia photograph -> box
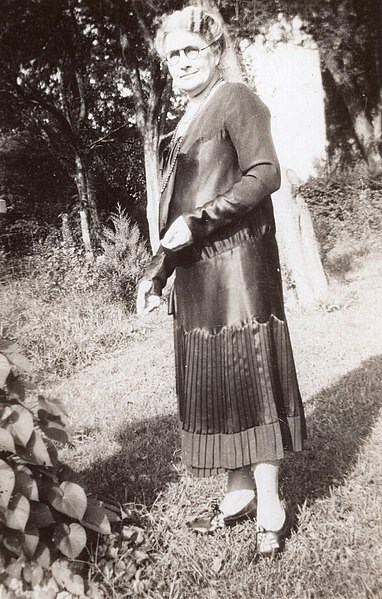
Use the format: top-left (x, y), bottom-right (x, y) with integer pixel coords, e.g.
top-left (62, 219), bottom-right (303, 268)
top-left (0, 1), bottom-right (381, 597)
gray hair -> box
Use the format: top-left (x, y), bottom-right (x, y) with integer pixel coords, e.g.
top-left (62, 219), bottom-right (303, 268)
top-left (155, 6), bottom-right (226, 59)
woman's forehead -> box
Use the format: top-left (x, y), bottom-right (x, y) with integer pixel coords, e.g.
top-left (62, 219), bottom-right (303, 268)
top-left (164, 30), bottom-right (206, 52)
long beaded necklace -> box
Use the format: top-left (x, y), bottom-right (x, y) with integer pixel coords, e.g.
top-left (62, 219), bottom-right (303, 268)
top-left (160, 78), bottom-right (224, 194)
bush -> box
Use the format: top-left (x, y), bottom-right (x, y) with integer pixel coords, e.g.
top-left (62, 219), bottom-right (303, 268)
top-left (26, 233), bottom-right (101, 303)
top-left (300, 171), bottom-right (382, 256)
top-left (97, 206), bottom-right (150, 309)
top-left (0, 340), bottom-right (156, 597)
top-left (0, 340), bottom-right (112, 596)
top-left (0, 210), bottom-right (151, 381)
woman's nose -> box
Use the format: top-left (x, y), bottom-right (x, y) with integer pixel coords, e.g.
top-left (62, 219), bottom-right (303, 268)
top-left (178, 52), bottom-right (192, 68)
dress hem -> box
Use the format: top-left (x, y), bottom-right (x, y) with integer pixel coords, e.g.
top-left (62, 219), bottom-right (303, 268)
top-left (181, 415), bottom-right (305, 478)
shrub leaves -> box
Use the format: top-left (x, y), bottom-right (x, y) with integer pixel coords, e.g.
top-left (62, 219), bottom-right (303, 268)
top-left (14, 467), bottom-right (39, 500)
top-left (0, 458), bottom-right (15, 509)
top-left (28, 500), bottom-right (55, 528)
top-left (53, 523), bottom-right (87, 559)
top-left (82, 497), bottom-right (111, 535)
top-left (4, 405), bottom-right (34, 447)
top-left (18, 430), bottom-right (53, 467)
top-left (0, 353), bottom-right (11, 388)
top-left (5, 493), bottom-right (30, 531)
top-left (23, 524), bottom-right (40, 558)
top-left (22, 563), bottom-right (44, 587)
top-left (0, 343), bottom-right (113, 593)
top-left (49, 481), bottom-right (87, 520)
top-left (34, 542), bottom-right (51, 568)
top-left (52, 559), bottom-right (85, 595)
top-left (3, 529), bottom-right (25, 556)
top-left (0, 427), bottom-right (16, 453)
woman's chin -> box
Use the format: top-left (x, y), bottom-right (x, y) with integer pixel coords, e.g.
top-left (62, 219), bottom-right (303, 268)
top-left (175, 76), bottom-right (207, 94)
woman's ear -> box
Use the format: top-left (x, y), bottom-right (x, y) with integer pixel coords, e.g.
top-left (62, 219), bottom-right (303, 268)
top-left (214, 49), bottom-right (222, 67)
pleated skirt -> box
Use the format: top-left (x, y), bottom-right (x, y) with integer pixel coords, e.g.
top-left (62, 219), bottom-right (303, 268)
top-left (172, 228), bottom-right (306, 477)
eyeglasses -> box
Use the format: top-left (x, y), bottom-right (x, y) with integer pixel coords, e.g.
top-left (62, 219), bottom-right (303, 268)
top-left (165, 39), bottom-right (219, 66)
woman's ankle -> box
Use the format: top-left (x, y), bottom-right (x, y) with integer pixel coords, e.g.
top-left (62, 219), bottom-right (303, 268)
top-left (220, 489), bottom-right (255, 517)
top-left (227, 467), bottom-right (254, 493)
top-left (256, 499), bottom-right (285, 531)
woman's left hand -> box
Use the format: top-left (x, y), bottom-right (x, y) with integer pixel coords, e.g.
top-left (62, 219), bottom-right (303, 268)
top-left (161, 216), bottom-right (192, 251)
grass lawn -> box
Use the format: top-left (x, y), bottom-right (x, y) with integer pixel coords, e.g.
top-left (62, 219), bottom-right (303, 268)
top-left (47, 247), bottom-right (382, 598)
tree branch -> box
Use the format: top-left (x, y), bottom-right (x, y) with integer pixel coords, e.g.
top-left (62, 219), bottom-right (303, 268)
top-left (131, 0), bottom-right (156, 55)
top-left (88, 123), bottom-right (128, 150)
top-left (120, 24), bottom-right (147, 135)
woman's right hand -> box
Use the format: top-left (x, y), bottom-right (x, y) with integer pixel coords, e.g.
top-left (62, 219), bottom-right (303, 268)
top-left (136, 279), bottom-right (161, 316)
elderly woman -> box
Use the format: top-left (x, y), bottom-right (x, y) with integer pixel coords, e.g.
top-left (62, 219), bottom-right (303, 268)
top-left (137, 6), bottom-right (306, 556)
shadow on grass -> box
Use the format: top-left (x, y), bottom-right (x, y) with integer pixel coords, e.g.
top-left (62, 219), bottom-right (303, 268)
top-left (81, 413), bottom-right (180, 508)
top-left (281, 354), bottom-right (382, 511)
top-left (81, 355), bottom-right (382, 511)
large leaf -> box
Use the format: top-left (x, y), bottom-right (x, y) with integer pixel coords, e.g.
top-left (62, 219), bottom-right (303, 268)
top-left (39, 416), bottom-right (72, 444)
top-left (0, 405), bottom-right (13, 423)
top-left (0, 428), bottom-right (16, 453)
top-left (14, 467), bottom-right (39, 500)
top-left (103, 501), bottom-right (124, 523)
top-left (0, 353), bottom-right (11, 387)
top-left (51, 559), bottom-right (85, 595)
top-left (2, 529), bottom-right (25, 556)
top-left (49, 481), bottom-right (87, 520)
top-left (18, 430), bottom-right (53, 467)
top-left (82, 497), bottom-right (111, 535)
top-left (0, 340), bottom-right (19, 352)
top-left (5, 493), bottom-right (30, 531)
top-left (53, 522), bottom-right (87, 559)
top-left (0, 459), bottom-right (15, 509)
top-left (4, 405), bottom-right (34, 447)
top-left (23, 523), bottom-right (40, 558)
top-left (34, 542), bottom-right (51, 569)
top-left (4, 558), bottom-right (23, 580)
top-left (35, 472), bottom-right (57, 501)
top-left (6, 372), bottom-right (26, 402)
top-left (38, 395), bottom-right (69, 419)
top-left (22, 563), bottom-right (44, 587)
top-left (57, 464), bottom-right (83, 484)
top-left (45, 438), bottom-right (59, 466)
top-left (28, 500), bottom-right (55, 528)
top-left (6, 351), bottom-right (32, 374)
top-left (38, 396), bottom-right (71, 445)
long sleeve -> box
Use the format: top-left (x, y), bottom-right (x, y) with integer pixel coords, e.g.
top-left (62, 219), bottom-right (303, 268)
top-left (182, 84), bottom-right (280, 240)
top-left (143, 245), bottom-right (176, 295)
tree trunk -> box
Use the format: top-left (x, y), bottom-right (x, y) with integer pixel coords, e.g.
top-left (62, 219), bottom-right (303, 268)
top-left (143, 132), bottom-right (160, 253)
top-left (349, 105), bottom-right (382, 174)
top-left (273, 169), bottom-right (328, 308)
top-left (61, 213), bottom-right (73, 245)
top-left (323, 56), bottom-right (382, 173)
top-left (74, 154), bottom-right (100, 246)
top-left (79, 209), bottom-right (93, 261)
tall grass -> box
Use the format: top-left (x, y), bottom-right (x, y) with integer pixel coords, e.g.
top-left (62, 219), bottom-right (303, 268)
top-left (0, 209), bottom-right (150, 382)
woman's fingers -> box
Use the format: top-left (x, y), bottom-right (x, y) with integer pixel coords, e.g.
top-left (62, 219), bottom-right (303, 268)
top-left (144, 294), bottom-right (161, 314)
top-left (136, 279), bottom-right (153, 315)
top-left (161, 216), bottom-right (192, 250)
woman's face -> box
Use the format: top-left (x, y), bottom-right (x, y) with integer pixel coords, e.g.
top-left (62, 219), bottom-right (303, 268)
top-left (164, 30), bottom-right (220, 98)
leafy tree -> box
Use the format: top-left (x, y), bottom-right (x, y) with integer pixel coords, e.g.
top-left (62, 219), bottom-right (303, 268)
top-left (86, 0), bottom-right (186, 251)
top-left (0, 0), bottom-right (137, 243)
top-left (218, 0), bottom-right (382, 173)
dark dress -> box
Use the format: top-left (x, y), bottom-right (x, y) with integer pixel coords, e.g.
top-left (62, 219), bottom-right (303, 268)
top-left (145, 82), bottom-right (306, 477)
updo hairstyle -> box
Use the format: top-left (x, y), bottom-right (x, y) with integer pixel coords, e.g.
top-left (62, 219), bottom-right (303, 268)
top-left (155, 6), bottom-right (226, 60)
